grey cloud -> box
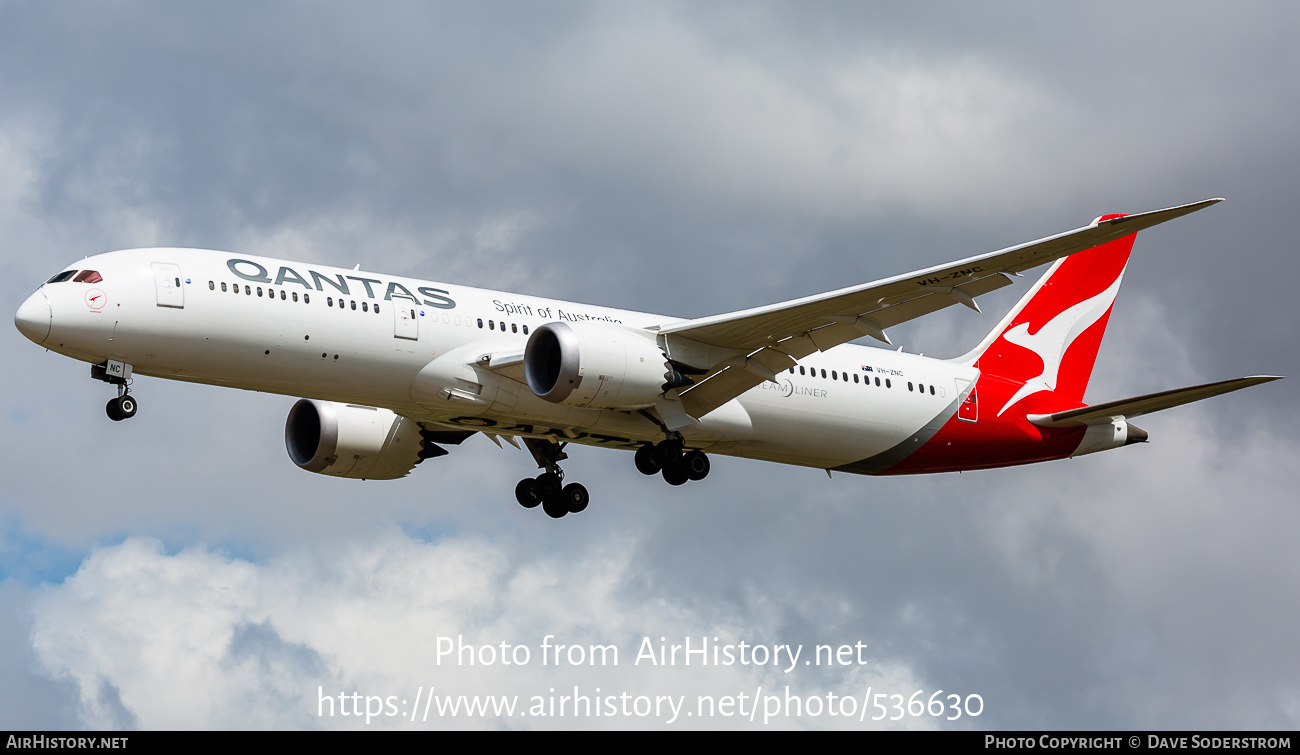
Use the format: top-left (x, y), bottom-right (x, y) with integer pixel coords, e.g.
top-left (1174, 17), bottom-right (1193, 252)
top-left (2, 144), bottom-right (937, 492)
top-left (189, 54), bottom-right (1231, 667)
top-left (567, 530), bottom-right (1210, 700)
top-left (226, 620), bottom-right (330, 680)
top-left (92, 679), bottom-right (138, 731)
top-left (0, 582), bottom-right (80, 730)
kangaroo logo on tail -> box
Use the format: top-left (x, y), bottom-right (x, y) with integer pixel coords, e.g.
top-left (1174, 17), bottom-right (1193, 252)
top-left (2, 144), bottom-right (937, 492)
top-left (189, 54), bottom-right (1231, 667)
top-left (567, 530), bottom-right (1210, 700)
top-left (955, 223), bottom-right (1136, 416)
top-left (995, 269), bottom-right (1125, 416)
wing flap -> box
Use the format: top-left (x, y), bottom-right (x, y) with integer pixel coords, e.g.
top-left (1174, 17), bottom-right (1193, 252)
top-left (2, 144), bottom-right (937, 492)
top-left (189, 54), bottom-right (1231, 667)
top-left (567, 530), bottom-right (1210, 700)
top-left (1028, 375), bottom-right (1282, 427)
top-left (680, 365), bottom-right (762, 418)
top-left (679, 346), bottom-right (800, 417)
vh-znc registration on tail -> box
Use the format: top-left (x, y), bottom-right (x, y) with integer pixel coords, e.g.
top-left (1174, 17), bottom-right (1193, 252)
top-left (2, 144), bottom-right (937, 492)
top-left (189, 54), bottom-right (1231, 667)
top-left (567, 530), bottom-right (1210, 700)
top-left (14, 199), bottom-right (1281, 518)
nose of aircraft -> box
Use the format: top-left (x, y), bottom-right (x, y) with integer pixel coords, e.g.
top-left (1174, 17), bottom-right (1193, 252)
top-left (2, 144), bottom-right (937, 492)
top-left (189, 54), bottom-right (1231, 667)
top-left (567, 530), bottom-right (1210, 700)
top-left (15, 290), bottom-right (52, 344)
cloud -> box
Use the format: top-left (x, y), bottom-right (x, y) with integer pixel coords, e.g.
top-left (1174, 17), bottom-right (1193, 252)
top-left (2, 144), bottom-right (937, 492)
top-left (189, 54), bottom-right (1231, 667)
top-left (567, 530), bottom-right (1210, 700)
top-left (967, 410), bottom-right (1300, 728)
top-left (29, 535), bottom-right (934, 729)
top-left (0, 582), bottom-right (80, 729)
top-left (23, 391), bottom-right (1299, 730)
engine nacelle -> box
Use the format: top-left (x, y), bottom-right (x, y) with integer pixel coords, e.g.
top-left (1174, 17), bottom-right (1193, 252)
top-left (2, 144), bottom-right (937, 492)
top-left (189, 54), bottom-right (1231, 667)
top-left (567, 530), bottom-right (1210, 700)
top-left (523, 322), bottom-right (672, 410)
top-left (285, 399), bottom-right (426, 480)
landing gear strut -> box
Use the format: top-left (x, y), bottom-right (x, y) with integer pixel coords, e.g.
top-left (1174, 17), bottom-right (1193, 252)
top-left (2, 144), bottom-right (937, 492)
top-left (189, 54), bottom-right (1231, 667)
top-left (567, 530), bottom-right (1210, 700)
top-left (634, 437), bottom-right (710, 485)
top-left (516, 438), bottom-right (590, 519)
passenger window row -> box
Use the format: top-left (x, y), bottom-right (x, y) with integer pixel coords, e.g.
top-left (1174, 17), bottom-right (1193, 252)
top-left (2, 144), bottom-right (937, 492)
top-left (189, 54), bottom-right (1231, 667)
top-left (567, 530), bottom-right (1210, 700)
top-left (213, 280), bottom-right (312, 305)
top-left (476, 318), bottom-right (529, 335)
top-left (791, 365), bottom-right (892, 388)
top-left (327, 297), bottom-right (377, 313)
top-left (210, 280), bottom-right (541, 335)
top-left (786, 365), bottom-right (936, 395)
top-left (907, 381), bottom-right (936, 396)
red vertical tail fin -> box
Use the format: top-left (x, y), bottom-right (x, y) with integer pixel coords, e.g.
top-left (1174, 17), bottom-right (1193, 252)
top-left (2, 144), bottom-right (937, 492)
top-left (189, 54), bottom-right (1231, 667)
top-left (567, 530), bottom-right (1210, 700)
top-left (955, 215), bottom-right (1135, 417)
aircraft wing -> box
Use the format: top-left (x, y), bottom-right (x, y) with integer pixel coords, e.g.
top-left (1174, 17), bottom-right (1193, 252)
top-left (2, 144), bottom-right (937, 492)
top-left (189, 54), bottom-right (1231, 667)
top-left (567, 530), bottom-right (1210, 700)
top-left (662, 198), bottom-right (1223, 419)
top-left (1027, 376), bottom-right (1282, 427)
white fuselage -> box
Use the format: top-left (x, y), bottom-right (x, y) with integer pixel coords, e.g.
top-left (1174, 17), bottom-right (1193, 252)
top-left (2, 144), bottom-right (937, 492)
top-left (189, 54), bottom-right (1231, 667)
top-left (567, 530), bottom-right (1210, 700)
top-left (20, 248), bottom-right (973, 471)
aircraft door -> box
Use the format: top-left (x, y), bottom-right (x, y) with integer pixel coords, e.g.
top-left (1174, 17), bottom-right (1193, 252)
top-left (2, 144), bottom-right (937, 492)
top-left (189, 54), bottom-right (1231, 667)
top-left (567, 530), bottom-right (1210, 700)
top-left (394, 304), bottom-right (419, 340)
top-left (152, 262), bottom-right (185, 308)
top-left (955, 378), bottom-right (978, 422)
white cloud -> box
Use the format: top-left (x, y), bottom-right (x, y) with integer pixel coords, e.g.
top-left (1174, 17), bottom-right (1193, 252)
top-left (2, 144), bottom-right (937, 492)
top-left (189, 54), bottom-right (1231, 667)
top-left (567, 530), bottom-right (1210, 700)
top-left (30, 534), bottom-right (934, 729)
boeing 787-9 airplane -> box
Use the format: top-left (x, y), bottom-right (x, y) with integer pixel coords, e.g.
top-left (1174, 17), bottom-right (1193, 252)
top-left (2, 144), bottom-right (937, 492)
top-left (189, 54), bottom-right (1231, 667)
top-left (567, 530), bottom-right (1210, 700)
top-left (14, 198), bottom-right (1280, 518)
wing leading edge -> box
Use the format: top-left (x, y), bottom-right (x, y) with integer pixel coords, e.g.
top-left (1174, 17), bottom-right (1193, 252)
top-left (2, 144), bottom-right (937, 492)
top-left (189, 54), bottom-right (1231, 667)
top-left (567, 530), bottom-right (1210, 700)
top-left (658, 199), bottom-right (1224, 420)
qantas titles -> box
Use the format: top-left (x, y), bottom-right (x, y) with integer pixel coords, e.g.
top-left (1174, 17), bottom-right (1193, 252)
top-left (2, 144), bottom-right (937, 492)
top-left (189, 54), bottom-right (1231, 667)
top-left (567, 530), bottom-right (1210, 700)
top-left (227, 258), bottom-right (457, 309)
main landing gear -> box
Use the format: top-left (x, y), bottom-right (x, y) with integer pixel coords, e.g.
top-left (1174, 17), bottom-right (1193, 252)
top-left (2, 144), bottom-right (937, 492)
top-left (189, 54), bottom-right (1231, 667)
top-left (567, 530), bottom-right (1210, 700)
top-left (92, 361), bottom-right (138, 422)
top-left (634, 438), bottom-right (710, 486)
top-left (515, 438), bottom-right (590, 519)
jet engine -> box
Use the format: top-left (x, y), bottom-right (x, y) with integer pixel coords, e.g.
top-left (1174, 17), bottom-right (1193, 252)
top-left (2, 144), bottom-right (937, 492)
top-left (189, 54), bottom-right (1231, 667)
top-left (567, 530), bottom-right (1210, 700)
top-left (285, 399), bottom-right (438, 480)
top-left (523, 322), bottom-right (677, 410)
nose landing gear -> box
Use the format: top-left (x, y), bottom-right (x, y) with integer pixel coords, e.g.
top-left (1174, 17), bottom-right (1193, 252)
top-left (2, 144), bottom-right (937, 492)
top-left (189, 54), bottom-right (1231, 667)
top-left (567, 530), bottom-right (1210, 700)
top-left (92, 361), bottom-right (138, 421)
top-left (105, 389), bottom-right (138, 422)
top-left (516, 438), bottom-right (591, 519)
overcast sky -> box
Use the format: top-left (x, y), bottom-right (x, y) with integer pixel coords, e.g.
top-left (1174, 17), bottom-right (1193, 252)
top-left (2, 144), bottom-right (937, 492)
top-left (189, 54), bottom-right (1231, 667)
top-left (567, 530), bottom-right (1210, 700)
top-left (2, 1), bottom-right (1298, 730)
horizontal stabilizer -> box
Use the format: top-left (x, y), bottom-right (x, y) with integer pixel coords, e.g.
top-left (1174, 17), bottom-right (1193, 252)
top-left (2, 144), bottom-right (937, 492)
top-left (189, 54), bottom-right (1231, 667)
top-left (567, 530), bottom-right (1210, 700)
top-left (1028, 375), bottom-right (1283, 427)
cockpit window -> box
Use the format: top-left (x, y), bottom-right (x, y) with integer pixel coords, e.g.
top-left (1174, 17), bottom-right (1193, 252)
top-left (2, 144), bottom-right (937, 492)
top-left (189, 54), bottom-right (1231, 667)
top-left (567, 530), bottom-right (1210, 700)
top-left (47, 270), bottom-right (77, 284)
top-left (73, 270), bottom-right (103, 284)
